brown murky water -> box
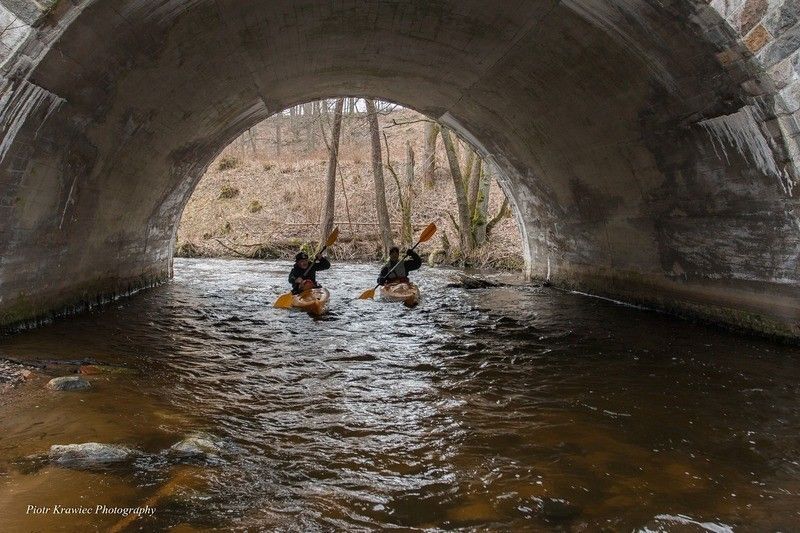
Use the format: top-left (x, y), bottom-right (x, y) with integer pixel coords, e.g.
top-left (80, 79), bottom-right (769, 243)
top-left (2, 258), bottom-right (800, 531)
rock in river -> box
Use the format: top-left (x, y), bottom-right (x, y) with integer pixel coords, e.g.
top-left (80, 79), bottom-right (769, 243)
top-left (169, 432), bottom-right (224, 460)
top-left (46, 375), bottom-right (91, 391)
top-left (49, 442), bottom-right (139, 467)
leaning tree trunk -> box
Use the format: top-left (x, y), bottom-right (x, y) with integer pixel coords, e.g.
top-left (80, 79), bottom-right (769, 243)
top-left (320, 98), bottom-right (345, 243)
top-left (365, 99), bottom-right (393, 255)
top-left (422, 122), bottom-right (439, 188)
top-left (401, 141), bottom-right (415, 246)
top-left (467, 156), bottom-right (482, 218)
top-left (441, 127), bottom-right (473, 254)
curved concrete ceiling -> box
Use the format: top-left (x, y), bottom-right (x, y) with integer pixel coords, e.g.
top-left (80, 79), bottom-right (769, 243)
top-left (1, 0), bottom-right (799, 338)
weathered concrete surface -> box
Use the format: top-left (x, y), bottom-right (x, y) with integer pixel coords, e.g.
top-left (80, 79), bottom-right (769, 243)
top-left (1, 1), bottom-right (800, 338)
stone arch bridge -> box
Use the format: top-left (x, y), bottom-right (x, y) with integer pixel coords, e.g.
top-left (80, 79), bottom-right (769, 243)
top-left (1, 0), bottom-right (799, 339)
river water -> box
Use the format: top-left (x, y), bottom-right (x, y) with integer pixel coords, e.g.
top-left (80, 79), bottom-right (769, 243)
top-left (1, 258), bottom-right (800, 531)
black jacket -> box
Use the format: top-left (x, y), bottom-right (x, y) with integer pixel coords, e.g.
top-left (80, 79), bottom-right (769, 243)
top-left (378, 249), bottom-right (421, 285)
top-left (289, 257), bottom-right (331, 294)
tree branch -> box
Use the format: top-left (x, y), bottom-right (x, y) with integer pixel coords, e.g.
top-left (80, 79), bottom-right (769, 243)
top-left (214, 239), bottom-right (250, 257)
top-left (485, 197), bottom-right (510, 238)
top-left (384, 118), bottom-right (438, 129)
top-left (383, 131), bottom-right (405, 209)
top-left (446, 211), bottom-right (460, 234)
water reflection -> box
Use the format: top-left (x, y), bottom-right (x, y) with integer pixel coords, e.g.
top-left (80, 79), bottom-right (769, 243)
top-left (1, 258), bottom-right (800, 531)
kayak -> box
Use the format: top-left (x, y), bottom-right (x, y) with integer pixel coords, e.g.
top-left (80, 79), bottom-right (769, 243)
top-left (292, 287), bottom-right (330, 316)
top-left (379, 281), bottom-right (420, 307)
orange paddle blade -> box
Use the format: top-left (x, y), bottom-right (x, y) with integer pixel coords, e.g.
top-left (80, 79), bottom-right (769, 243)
top-left (274, 292), bottom-right (294, 309)
top-left (358, 288), bottom-right (376, 300)
top-left (417, 223), bottom-right (436, 244)
top-left (326, 227), bottom-right (340, 248)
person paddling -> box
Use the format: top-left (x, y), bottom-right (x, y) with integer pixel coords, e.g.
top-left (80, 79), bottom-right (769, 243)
top-left (289, 251), bottom-right (330, 294)
top-left (378, 246), bottom-right (421, 286)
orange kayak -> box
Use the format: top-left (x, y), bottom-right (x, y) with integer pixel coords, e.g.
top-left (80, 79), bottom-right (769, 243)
top-left (379, 282), bottom-right (420, 307)
top-left (292, 288), bottom-right (330, 316)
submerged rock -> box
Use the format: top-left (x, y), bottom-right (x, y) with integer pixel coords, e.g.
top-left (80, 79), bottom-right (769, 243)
top-left (48, 442), bottom-right (139, 467)
top-left (537, 497), bottom-right (580, 521)
top-left (78, 364), bottom-right (102, 375)
top-left (79, 364), bottom-right (136, 375)
top-left (46, 375), bottom-right (91, 391)
top-left (169, 432), bottom-right (224, 460)
top-left (448, 273), bottom-right (502, 289)
top-left (0, 359), bottom-right (37, 391)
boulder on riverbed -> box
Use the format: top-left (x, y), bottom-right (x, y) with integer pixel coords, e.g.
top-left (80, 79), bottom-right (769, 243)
top-left (48, 442), bottom-right (140, 468)
top-left (46, 375), bottom-right (91, 391)
top-left (168, 432), bottom-right (224, 461)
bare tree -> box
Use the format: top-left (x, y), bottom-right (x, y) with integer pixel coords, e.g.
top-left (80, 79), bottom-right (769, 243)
top-left (320, 98), bottom-right (345, 243)
top-left (467, 156), bottom-right (482, 218)
top-left (441, 127), bottom-right (473, 254)
top-left (422, 122), bottom-right (439, 188)
top-left (246, 128), bottom-right (257, 156)
top-left (401, 141), bottom-right (415, 246)
top-left (304, 102), bottom-right (315, 152)
top-left (365, 99), bottom-right (393, 255)
top-left (472, 161), bottom-right (492, 245)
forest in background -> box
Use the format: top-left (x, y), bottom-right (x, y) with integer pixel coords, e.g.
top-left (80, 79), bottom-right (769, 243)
top-left (175, 99), bottom-right (523, 270)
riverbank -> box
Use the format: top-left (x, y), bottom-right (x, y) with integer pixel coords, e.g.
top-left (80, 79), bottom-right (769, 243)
top-left (175, 108), bottom-right (524, 271)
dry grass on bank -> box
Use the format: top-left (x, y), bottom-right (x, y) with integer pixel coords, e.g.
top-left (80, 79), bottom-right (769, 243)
top-left (176, 108), bottom-right (523, 270)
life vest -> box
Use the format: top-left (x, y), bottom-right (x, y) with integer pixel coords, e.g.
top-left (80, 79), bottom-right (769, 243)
top-left (386, 260), bottom-right (407, 280)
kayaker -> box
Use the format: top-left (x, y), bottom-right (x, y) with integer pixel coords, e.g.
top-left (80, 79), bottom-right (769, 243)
top-left (289, 251), bottom-right (331, 294)
top-left (378, 246), bottom-right (421, 285)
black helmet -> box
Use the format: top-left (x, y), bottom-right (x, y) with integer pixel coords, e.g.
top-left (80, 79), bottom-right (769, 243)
top-left (389, 246), bottom-right (400, 254)
top-left (295, 252), bottom-right (309, 261)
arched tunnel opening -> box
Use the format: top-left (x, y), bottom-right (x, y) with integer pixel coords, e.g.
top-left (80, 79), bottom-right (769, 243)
top-left (3, 1), bottom-right (800, 531)
top-left (175, 98), bottom-right (524, 272)
top-left (0, 0), bottom-right (799, 339)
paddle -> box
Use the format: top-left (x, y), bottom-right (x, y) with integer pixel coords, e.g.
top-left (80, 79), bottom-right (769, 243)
top-left (274, 227), bottom-right (339, 309)
top-left (357, 222), bottom-right (437, 300)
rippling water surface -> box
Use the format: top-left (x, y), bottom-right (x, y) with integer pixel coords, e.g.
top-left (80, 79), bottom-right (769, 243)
top-left (2, 258), bottom-right (800, 531)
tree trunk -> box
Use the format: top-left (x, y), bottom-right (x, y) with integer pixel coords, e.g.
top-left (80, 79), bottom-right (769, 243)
top-left (441, 127), bottom-right (473, 254)
top-left (247, 128), bottom-right (257, 157)
top-left (467, 156), bottom-right (482, 217)
top-left (422, 122), bottom-right (439, 188)
top-left (304, 102), bottom-right (314, 152)
top-left (462, 150), bottom-right (474, 191)
top-left (486, 196), bottom-right (511, 240)
top-left (320, 98), bottom-right (345, 243)
top-left (472, 161), bottom-right (492, 246)
top-left (365, 99), bottom-right (393, 255)
top-left (402, 141), bottom-right (415, 246)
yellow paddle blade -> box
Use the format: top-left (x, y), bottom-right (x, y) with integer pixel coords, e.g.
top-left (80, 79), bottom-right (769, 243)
top-left (358, 288), bottom-right (376, 300)
top-left (326, 226), bottom-right (340, 248)
top-left (417, 222), bottom-right (436, 243)
top-left (274, 292), bottom-right (294, 309)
